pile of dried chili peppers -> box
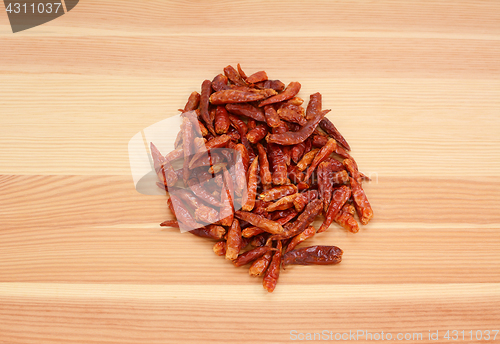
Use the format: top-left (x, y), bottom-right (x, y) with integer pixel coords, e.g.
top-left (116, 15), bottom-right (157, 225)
top-left (154, 65), bottom-right (373, 292)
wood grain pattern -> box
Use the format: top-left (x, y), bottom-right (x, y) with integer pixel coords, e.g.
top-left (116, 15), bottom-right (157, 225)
top-left (1, 0), bottom-right (499, 343)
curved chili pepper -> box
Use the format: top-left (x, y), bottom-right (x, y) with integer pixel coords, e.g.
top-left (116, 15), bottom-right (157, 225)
top-left (319, 117), bottom-right (351, 151)
top-left (263, 105), bottom-right (281, 128)
top-left (212, 73), bottom-right (230, 92)
top-left (266, 193), bottom-right (299, 212)
top-left (293, 190), bottom-right (318, 213)
top-left (150, 142), bottom-right (178, 187)
top-left (284, 245), bottom-right (343, 265)
top-left (259, 184), bottom-right (297, 202)
top-left (297, 148), bottom-right (319, 171)
top-left (335, 203), bottom-right (359, 233)
top-left (277, 198), bottom-right (322, 239)
top-left (224, 65), bottom-right (247, 86)
top-left (249, 250), bottom-right (273, 277)
top-left (233, 246), bottom-right (273, 267)
top-left (305, 92), bottom-right (322, 121)
top-left (226, 103), bottom-right (266, 122)
top-left (285, 225), bottom-right (316, 253)
top-left (318, 185), bottom-right (351, 233)
top-left (247, 124), bottom-right (268, 144)
top-left (266, 108), bottom-right (329, 145)
top-left (236, 63), bottom-right (248, 80)
top-left (304, 138), bottom-right (337, 181)
top-left (259, 81), bottom-right (301, 107)
top-left (234, 211), bottom-right (284, 235)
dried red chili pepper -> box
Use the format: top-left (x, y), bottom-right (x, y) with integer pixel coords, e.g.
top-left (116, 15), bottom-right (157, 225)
top-left (225, 218), bottom-right (242, 260)
top-left (212, 73), bottom-right (230, 92)
top-left (284, 245), bottom-right (343, 265)
top-left (335, 203), bottom-right (359, 233)
top-left (293, 190), bottom-right (318, 213)
top-left (224, 65), bottom-right (247, 86)
top-left (262, 241), bottom-right (282, 292)
top-left (150, 143), bottom-right (178, 187)
top-left (169, 194), bottom-right (204, 230)
top-left (255, 79), bottom-right (285, 92)
top-left (304, 138), bottom-right (337, 181)
top-left (226, 103), bottom-right (266, 122)
top-left (263, 105), bottom-right (281, 128)
top-left (349, 176), bottom-right (373, 225)
top-left (319, 117), bottom-right (351, 151)
top-left (200, 80), bottom-right (216, 135)
top-left (266, 109), bottom-right (329, 145)
top-left (291, 142), bottom-right (306, 164)
top-left (297, 148), bottom-right (319, 171)
top-left (214, 105), bottom-right (230, 134)
top-left (160, 220), bottom-right (179, 228)
top-left (234, 211), bottom-right (284, 235)
top-left (213, 241), bottom-right (226, 256)
top-left (259, 184), bottom-right (297, 202)
top-left (266, 193), bottom-right (299, 212)
top-left (183, 92), bottom-right (201, 112)
top-left (246, 70), bottom-right (268, 84)
top-left (233, 246), bottom-right (273, 267)
top-left (242, 157), bottom-right (259, 211)
top-left (247, 124), bottom-right (268, 144)
top-left (249, 250), bottom-right (273, 276)
top-left (318, 185), bottom-right (351, 233)
top-left (277, 198), bottom-right (323, 239)
top-left (210, 90), bottom-right (275, 105)
top-left (255, 143), bottom-right (272, 190)
top-left (242, 226), bottom-right (264, 238)
top-left (267, 143), bottom-right (288, 185)
top-left (236, 63), bottom-right (248, 80)
top-left (259, 81), bottom-right (301, 107)
top-left (277, 104), bottom-right (307, 126)
top-left (285, 225), bottom-right (316, 253)
top-left (189, 225), bottom-right (226, 240)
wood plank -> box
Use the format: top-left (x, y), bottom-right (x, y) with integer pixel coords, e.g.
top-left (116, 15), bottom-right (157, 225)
top-left (0, 283), bottom-right (498, 344)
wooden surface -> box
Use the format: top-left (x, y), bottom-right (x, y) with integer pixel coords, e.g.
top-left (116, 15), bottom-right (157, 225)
top-left (1, 1), bottom-right (500, 343)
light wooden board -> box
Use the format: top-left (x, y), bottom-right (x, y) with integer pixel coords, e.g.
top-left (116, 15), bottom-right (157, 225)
top-left (1, 1), bottom-right (499, 343)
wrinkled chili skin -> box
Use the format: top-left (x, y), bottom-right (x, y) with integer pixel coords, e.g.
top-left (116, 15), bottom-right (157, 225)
top-left (285, 225), bottom-right (316, 253)
top-left (335, 205), bottom-right (359, 233)
top-left (317, 161), bottom-right (335, 212)
top-left (305, 138), bottom-right (337, 181)
top-left (242, 226), bottom-right (265, 238)
top-left (278, 198), bottom-right (323, 239)
top-left (186, 177), bottom-right (223, 207)
top-left (213, 241), bottom-right (226, 256)
top-left (226, 218), bottom-right (242, 260)
top-left (255, 80), bottom-right (285, 92)
top-left (215, 105), bottom-right (231, 134)
top-left (234, 211), bottom-right (284, 235)
top-left (200, 80), bottom-right (216, 135)
top-left (318, 185), bottom-right (351, 233)
top-left (220, 177), bottom-right (234, 227)
top-left (242, 157), bottom-right (259, 211)
top-left (183, 92), bottom-right (201, 112)
top-left (226, 103), bottom-right (266, 122)
top-left (267, 143), bottom-right (288, 185)
top-left (150, 143), bottom-right (178, 187)
top-left (277, 105), bottom-right (307, 126)
top-left (246, 71), bottom-right (268, 84)
top-left (297, 148), bottom-right (319, 171)
top-left (291, 142), bottom-right (306, 164)
top-left (256, 143), bottom-right (273, 190)
top-left (312, 134), bottom-right (329, 148)
top-left (249, 250), bottom-right (273, 276)
top-left (259, 184), bottom-right (297, 202)
top-left (319, 117), bottom-right (351, 151)
top-left (189, 225), bottom-right (226, 240)
top-left (266, 109), bottom-right (329, 145)
top-left (181, 117), bottom-right (194, 183)
top-left (306, 92), bottom-right (322, 120)
top-left (176, 189), bottom-right (206, 209)
top-left (233, 246), bottom-right (272, 267)
top-left (169, 194), bottom-right (204, 230)
top-left (266, 193), bottom-right (299, 212)
top-left (263, 241), bottom-right (282, 292)
top-left (247, 125), bottom-right (269, 144)
top-left (263, 105), bottom-right (281, 128)
top-left (284, 245), bottom-right (343, 265)
top-left (259, 81), bottom-right (301, 107)
top-left (210, 90), bottom-right (272, 105)
top-left (350, 176), bottom-right (374, 225)
top-left (212, 73), bottom-right (230, 92)
top-left (237, 63), bottom-right (248, 80)
top-left (224, 65), bottom-right (247, 86)
top-left (293, 190), bottom-right (318, 213)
